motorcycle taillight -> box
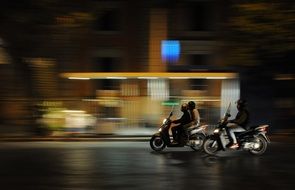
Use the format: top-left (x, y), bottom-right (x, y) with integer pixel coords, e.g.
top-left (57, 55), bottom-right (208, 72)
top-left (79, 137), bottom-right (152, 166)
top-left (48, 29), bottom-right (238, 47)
top-left (258, 125), bottom-right (269, 132)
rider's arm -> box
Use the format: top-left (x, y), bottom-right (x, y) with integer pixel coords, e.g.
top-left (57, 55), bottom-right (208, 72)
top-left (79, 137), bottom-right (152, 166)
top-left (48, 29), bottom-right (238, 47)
top-left (172, 118), bottom-right (181, 124)
top-left (190, 109), bottom-right (200, 125)
top-left (172, 114), bottom-right (186, 124)
top-left (234, 111), bottom-right (248, 126)
top-left (193, 109), bottom-right (200, 125)
top-left (230, 112), bottom-right (248, 125)
top-left (183, 109), bottom-right (200, 128)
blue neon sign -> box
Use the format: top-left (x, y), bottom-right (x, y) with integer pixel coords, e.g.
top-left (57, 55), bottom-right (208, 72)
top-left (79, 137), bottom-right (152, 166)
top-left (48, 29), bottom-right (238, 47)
top-left (161, 40), bottom-right (180, 63)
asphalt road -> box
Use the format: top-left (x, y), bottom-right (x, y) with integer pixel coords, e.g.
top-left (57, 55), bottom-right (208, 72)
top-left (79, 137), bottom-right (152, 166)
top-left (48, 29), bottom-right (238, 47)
top-left (0, 141), bottom-right (294, 190)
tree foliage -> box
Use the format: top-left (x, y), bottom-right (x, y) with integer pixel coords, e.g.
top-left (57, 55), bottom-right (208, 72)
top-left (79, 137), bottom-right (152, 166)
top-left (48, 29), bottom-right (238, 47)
top-left (224, 0), bottom-right (295, 66)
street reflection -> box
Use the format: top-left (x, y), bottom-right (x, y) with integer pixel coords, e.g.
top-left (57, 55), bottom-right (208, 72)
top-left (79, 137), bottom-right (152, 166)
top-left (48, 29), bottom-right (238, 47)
top-left (0, 142), bottom-right (294, 189)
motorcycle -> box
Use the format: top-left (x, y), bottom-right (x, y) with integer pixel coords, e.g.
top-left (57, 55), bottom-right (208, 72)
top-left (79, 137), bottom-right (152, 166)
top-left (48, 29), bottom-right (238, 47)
top-left (203, 103), bottom-right (270, 156)
top-left (150, 107), bottom-right (207, 152)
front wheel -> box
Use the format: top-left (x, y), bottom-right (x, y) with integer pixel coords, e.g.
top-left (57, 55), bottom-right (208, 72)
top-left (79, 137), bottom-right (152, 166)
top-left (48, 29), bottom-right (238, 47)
top-left (203, 138), bottom-right (219, 155)
top-left (150, 134), bottom-right (166, 152)
top-left (190, 133), bottom-right (206, 151)
top-left (249, 135), bottom-right (268, 155)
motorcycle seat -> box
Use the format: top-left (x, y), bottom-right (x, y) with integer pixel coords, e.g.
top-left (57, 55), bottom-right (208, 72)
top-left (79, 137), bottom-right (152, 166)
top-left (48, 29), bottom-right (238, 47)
top-left (187, 125), bottom-right (198, 131)
top-left (234, 131), bottom-right (247, 137)
top-left (235, 129), bottom-right (253, 137)
top-left (245, 125), bottom-right (259, 131)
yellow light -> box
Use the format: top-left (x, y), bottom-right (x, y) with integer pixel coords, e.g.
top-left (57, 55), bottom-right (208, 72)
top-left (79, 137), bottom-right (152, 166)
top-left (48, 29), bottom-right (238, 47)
top-left (61, 72), bottom-right (238, 80)
top-left (206, 77), bottom-right (227, 79)
top-left (138, 77), bottom-right (159, 79)
top-left (169, 77), bottom-right (190, 79)
top-left (68, 77), bottom-right (90, 80)
top-left (106, 77), bottom-right (127, 80)
top-left (62, 110), bottom-right (86, 113)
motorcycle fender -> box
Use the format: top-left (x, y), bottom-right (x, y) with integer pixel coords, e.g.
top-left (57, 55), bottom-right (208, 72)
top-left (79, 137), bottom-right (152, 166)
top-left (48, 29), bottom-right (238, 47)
top-left (219, 134), bottom-right (228, 150)
top-left (153, 132), bottom-right (168, 142)
top-left (190, 128), bottom-right (205, 136)
top-left (206, 135), bottom-right (224, 150)
top-left (258, 133), bottom-right (271, 143)
top-left (212, 136), bottom-right (225, 151)
top-left (158, 132), bottom-right (171, 143)
top-left (206, 135), bottom-right (216, 140)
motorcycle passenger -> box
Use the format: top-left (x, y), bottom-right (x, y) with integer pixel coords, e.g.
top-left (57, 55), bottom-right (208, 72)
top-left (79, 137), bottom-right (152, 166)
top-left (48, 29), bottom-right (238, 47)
top-left (171, 103), bottom-right (191, 144)
top-left (227, 99), bottom-right (249, 149)
top-left (187, 101), bottom-right (201, 127)
top-left (179, 101), bottom-right (201, 139)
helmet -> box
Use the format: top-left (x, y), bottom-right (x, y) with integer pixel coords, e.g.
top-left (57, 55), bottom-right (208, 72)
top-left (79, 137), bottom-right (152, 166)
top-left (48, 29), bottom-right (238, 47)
top-left (236, 99), bottom-right (246, 107)
top-left (188, 101), bottom-right (196, 110)
top-left (181, 103), bottom-right (188, 112)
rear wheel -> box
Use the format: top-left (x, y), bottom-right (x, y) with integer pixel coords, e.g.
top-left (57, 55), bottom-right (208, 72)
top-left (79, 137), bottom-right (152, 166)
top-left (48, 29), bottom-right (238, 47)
top-left (190, 133), bottom-right (206, 151)
top-left (150, 135), bottom-right (166, 152)
top-left (249, 135), bottom-right (268, 155)
top-left (203, 138), bottom-right (219, 155)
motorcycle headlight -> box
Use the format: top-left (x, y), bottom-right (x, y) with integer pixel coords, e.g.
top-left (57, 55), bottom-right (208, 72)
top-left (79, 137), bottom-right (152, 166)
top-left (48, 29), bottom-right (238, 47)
top-left (162, 119), bottom-right (167, 124)
top-left (214, 128), bottom-right (220, 133)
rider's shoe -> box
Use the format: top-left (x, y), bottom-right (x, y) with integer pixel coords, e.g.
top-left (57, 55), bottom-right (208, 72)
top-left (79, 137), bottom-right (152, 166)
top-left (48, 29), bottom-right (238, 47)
top-left (171, 140), bottom-right (178, 145)
top-left (229, 143), bottom-right (239, 149)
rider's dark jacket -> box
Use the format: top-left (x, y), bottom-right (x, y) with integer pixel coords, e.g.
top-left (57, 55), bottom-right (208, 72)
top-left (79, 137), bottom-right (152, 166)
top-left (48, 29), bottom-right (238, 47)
top-left (173, 110), bottom-right (191, 126)
top-left (230, 109), bottom-right (249, 128)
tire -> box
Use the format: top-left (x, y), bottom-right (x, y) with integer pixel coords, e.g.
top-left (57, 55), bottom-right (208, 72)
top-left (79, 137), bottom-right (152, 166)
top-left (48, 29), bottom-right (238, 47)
top-left (203, 138), bottom-right (219, 155)
top-left (150, 135), bottom-right (166, 152)
top-left (190, 133), bottom-right (206, 151)
top-left (249, 135), bottom-right (268, 155)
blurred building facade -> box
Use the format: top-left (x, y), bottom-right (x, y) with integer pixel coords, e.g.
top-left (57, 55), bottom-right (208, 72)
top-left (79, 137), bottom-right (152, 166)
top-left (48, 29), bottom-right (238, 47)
top-left (57, 0), bottom-right (240, 134)
top-left (0, 0), bottom-right (248, 135)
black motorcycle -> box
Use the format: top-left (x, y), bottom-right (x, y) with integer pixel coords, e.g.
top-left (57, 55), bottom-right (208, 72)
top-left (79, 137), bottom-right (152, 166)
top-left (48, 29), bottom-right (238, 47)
top-left (150, 109), bottom-right (207, 152)
top-left (203, 104), bottom-right (270, 156)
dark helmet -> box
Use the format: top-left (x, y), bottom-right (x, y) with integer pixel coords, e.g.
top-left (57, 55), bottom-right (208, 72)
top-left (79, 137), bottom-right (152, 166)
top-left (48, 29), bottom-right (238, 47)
top-left (236, 99), bottom-right (246, 107)
top-left (181, 103), bottom-right (188, 112)
top-left (188, 101), bottom-right (196, 110)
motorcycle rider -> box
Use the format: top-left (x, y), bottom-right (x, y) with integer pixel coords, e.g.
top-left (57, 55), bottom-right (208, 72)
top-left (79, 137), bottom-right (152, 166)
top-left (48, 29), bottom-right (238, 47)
top-left (227, 99), bottom-right (249, 149)
top-left (171, 103), bottom-right (191, 144)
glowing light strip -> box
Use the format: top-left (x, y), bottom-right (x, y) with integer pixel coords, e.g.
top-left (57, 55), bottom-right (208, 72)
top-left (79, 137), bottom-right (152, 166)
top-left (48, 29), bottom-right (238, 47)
top-left (169, 77), bottom-right (190, 79)
top-left (68, 77), bottom-right (90, 80)
top-left (62, 72), bottom-right (238, 80)
top-left (61, 110), bottom-right (86, 113)
top-left (138, 77), bottom-right (159, 79)
top-left (106, 77), bottom-right (127, 80)
top-left (206, 77), bottom-right (227, 79)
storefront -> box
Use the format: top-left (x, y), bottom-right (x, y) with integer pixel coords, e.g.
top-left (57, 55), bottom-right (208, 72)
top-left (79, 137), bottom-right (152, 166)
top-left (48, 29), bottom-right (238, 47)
top-left (58, 72), bottom-right (240, 135)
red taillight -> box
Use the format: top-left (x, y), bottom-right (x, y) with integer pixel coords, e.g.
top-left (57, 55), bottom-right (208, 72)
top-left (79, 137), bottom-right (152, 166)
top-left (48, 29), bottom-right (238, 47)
top-left (258, 125), bottom-right (269, 132)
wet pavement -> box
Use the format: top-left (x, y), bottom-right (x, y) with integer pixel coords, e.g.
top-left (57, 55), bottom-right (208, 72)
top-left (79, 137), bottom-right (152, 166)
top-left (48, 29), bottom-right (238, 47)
top-left (0, 140), bottom-right (294, 190)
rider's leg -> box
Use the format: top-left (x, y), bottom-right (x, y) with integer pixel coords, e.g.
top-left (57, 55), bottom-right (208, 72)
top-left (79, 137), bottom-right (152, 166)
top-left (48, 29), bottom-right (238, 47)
top-left (172, 125), bottom-right (182, 143)
top-left (182, 125), bottom-right (189, 141)
top-left (171, 126), bottom-right (178, 142)
top-left (226, 123), bottom-right (236, 144)
top-left (231, 126), bottom-right (245, 143)
top-left (229, 125), bottom-right (245, 148)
